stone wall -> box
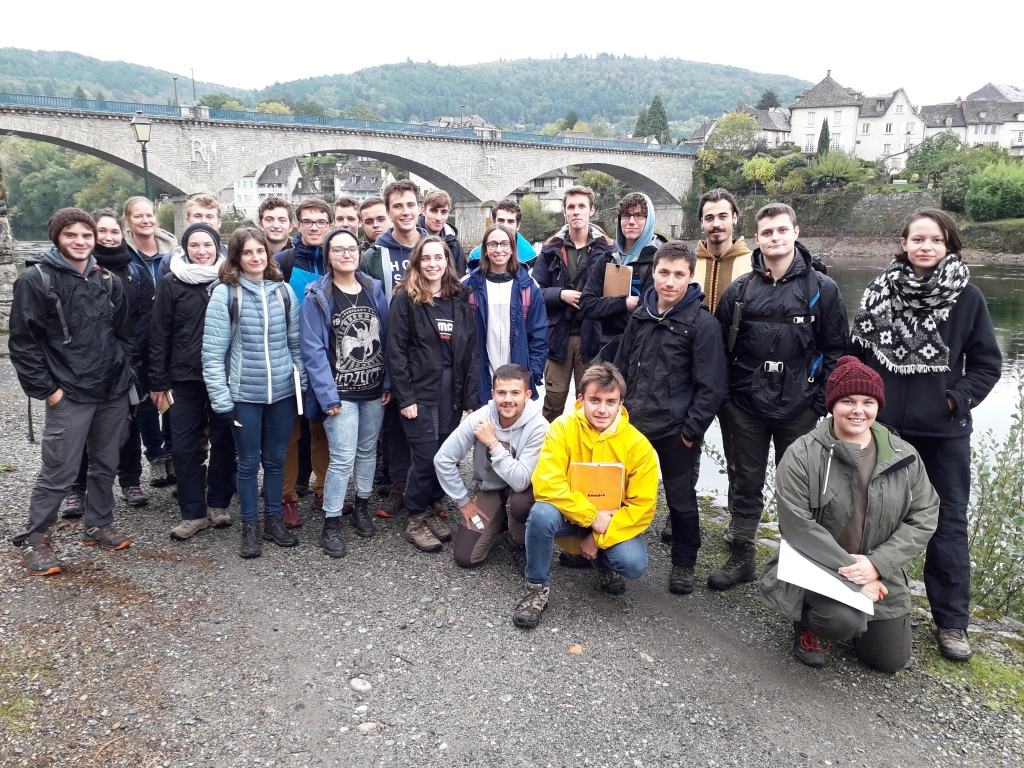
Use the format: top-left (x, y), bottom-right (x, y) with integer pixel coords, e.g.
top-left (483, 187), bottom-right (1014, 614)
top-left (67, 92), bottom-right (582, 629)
top-left (846, 190), bottom-right (939, 235)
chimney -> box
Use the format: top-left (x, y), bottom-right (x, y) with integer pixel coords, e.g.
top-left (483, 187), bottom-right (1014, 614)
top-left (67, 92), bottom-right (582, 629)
top-left (955, 97), bottom-right (962, 107)
top-left (827, 69), bottom-right (831, 78)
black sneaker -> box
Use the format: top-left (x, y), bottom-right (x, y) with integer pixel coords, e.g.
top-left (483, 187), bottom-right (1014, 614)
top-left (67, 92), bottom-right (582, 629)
top-left (121, 486), bottom-right (149, 507)
top-left (350, 498), bottom-right (376, 538)
top-left (164, 454), bottom-right (177, 485)
top-left (149, 457), bottom-right (171, 487)
top-left (596, 569), bottom-right (626, 595)
top-left (263, 515), bottom-right (299, 547)
top-left (81, 524), bottom-right (131, 551)
top-left (793, 623), bottom-right (830, 668)
top-left (61, 491), bottom-right (84, 519)
top-left (239, 521), bottom-right (262, 558)
top-left (661, 519), bottom-right (673, 543)
top-left (669, 565), bottom-right (695, 594)
top-left (321, 516), bottom-right (347, 558)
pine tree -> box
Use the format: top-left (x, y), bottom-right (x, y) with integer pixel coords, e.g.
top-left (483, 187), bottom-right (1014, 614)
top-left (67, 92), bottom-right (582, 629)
top-left (73, 85), bottom-right (87, 99)
top-left (648, 95), bottom-right (670, 143)
top-left (634, 106), bottom-right (650, 137)
top-left (817, 118), bottom-right (831, 155)
top-left (565, 110), bottom-right (580, 130)
top-left (756, 89), bottom-right (780, 110)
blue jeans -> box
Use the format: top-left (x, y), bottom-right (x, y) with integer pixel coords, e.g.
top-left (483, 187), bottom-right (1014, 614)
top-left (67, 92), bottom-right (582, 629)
top-left (322, 399), bottom-right (385, 517)
top-left (231, 399), bottom-right (295, 523)
top-left (524, 502), bottom-right (648, 586)
top-left (138, 395), bottom-right (170, 461)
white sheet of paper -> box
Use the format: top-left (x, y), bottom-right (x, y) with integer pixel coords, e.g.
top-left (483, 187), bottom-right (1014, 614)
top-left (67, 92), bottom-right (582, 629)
top-left (777, 539), bottom-right (875, 616)
top-left (293, 365), bottom-right (303, 417)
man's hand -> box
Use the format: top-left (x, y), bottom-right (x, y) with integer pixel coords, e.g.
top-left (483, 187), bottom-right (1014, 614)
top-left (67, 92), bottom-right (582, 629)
top-left (681, 434), bottom-right (693, 449)
top-left (860, 579), bottom-right (888, 603)
top-left (46, 389), bottom-right (64, 407)
top-left (382, 392), bottom-right (391, 406)
top-left (560, 289), bottom-right (582, 308)
top-left (401, 404), bottom-right (417, 419)
top-left (591, 509), bottom-right (614, 535)
top-left (580, 533), bottom-right (598, 560)
top-left (473, 417), bottom-right (497, 447)
top-left (325, 406), bottom-right (341, 417)
top-left (150, 390), bottom-right (165, 408)
top-left (625, 295), bottom-right (639, 311)
top-left (838, 554), bottom-right (880, 585)
top-left (459, 498), bottom-right (489, 528)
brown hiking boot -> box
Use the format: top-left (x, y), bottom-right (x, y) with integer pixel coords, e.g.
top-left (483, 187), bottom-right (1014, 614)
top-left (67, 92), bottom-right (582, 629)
top-left (707, 538), bottom-right (756, 590)
top-left (405, 513), bottom-right (442, 552)
top-left (81, 524), bottom-right (131, 551)
top-left (20, 532), bottom-right (62, 576)
top-left (936, 627), bottom-right (973, 661)
top-left (376, 482), bottom-right (406, 517)
top-left (425, 509), bottom-right (452, 542)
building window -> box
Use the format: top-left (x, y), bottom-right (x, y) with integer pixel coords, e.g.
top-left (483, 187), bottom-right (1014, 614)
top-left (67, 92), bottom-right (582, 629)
top-left (883, 143), bottom-right (892, 154)
top-left (1017, 131), bottom-right (1024, 143)
top-left (830, 137), bottom-right (842, 151)
top-left (895, 105), bottom-right (904, 114)
top-left (885, 123), bottom-right (893, 134)
top-left (862, 123), bottom-right (871, 135)
top-left (806, 111), bottom-right (816, 127)
top-left (891, 158), bottom-right (903, 170)
top-left (905, 122), bottom-right (916, 134)
top-left (804, 134), bottom-right (815, 152)
top-left (876, 99), bottom-right (885, 110)
top-left (975, 125), bottom-right (983, 134)
top-left (834, 111), bottom-right (843, 126)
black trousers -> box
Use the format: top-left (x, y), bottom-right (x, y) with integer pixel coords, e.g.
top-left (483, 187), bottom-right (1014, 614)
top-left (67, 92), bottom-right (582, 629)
top-left (803, 592), bottom-right (912, 674)
top-left (721, 402), bottom-right (819, 542)
top-left (401, 370), bottom-right (460, 517)
top-left (169, 381), bottom-right (236, 520)
top-left (383, 399), bottom-right (412, 486)
top-left (650, 433), bottom-right (702, 568)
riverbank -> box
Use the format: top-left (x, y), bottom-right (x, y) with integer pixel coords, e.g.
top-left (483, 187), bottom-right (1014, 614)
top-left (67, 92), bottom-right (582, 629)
top-left (798, 236), bottom-right (1024, 265)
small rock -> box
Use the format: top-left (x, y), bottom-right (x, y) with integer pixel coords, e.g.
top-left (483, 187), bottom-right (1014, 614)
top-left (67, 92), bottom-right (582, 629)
top-left (500, 694), bottom-right (512, 703)
top-left (356, 721), bottom-right (379, 734)
top-left (355, 705), bottom-right (368, 714)
top-left (419, 596), bottom-right (433, 604)
top-left (639, 652), bottom-right (654, 663)
top-left (350, 678), bottom-right (372, 694)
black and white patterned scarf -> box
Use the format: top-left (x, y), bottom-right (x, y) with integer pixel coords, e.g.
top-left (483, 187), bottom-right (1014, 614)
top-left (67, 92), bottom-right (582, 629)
top-left (851, 254), bottom-right (969, 374)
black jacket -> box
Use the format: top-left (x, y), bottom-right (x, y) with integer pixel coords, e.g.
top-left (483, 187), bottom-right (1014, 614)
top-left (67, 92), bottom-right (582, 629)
top-left (94, 244), bottom-right (154, 390)
top-left (852, 282), bottom-right (1001, 440)
top-left (532, 225), bottom-right (616, 362)
top-left (385, 287), bottom-right (479, 412)
top-left (614, 285), bottom-right (727, 442)
top-left (579, 235), bottom-right (667, 338)
top-left (714, 242), bottom-right (848, 420)
top-left (149, 271), bottom-right (221, 391)
top-left (10, 249), bottom-right (135, 403)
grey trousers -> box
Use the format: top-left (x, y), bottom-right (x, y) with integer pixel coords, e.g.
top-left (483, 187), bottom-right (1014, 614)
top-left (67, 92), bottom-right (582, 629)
top-left (27, 393), bottom-right (131, 536)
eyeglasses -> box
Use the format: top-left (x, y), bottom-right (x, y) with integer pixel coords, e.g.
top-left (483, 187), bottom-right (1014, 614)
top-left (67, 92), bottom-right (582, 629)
top-left (329, 246), bottom-right (361, 256)
top-left (485, 241), bottom-right (513, 251)
top-left (299, 218), bottom-right (330, 228)
top-left (620, 213), bottom-right (647, 222)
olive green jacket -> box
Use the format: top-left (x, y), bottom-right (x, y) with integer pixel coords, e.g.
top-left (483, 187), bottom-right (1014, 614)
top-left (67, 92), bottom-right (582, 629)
top-left (760, 420), bottom-right (939, 622)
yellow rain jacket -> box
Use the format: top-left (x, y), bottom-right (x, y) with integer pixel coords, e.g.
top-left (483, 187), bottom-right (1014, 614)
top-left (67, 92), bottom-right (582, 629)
top-left (531, 402), bottom-right (659, 549)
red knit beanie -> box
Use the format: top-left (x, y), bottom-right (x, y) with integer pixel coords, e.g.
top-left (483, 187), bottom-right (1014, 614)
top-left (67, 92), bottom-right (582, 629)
top-left (48, 208), bottom-right (97, 247)
top-left (826, 355), bottom-right (886, 412)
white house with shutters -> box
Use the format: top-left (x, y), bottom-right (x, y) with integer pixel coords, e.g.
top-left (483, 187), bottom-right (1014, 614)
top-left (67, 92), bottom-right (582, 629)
top-left (921, 84), bottom-right (1024, 157)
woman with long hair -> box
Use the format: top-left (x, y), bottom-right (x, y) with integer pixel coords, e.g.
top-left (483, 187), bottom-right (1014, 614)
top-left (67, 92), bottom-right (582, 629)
top-left (386, 236), bottom-right (478, 553)
top-left (464, 223), bottom-right (547, 407)
top-left (150, 223), bottom-right (236, 541)
top-left (203, 228), bottom-right (305, 559)
top-left (850, 208), bottom-right (1002, 662)
top-left (300, 228), bottom-right (390, 557)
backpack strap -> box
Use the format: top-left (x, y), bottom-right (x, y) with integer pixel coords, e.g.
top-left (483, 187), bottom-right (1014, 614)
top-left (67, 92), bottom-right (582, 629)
top-left (279, 249), bottom-right (296, 284)
top-left (34, 264), bottom-right (71, 345)
top-left (468, 285), bottom-right (531, 321)
top-left (379, 247), bottom-right (394, 302)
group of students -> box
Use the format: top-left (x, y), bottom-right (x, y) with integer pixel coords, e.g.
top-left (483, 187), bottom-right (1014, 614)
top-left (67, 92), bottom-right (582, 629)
top-left (9, 180), bottom-right (1001, 673)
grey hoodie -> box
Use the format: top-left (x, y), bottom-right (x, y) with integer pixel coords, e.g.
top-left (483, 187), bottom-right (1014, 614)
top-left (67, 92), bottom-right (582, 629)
top-left (433, 398), bottom-right (548, 508)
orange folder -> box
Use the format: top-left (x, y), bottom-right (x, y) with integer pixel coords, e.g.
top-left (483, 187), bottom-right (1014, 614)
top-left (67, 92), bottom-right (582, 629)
top-left (569, 462), bottom-right (625, 512)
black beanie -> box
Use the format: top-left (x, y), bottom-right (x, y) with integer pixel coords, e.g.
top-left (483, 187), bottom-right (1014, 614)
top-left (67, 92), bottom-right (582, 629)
top-left (48, 208), bottom-right (97, 247)
top-left (181, 223), bottom-right (222, 260)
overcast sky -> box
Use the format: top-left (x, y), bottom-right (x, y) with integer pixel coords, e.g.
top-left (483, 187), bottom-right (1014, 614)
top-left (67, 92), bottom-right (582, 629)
top-left (4, 2), bottom-right (1019, 108)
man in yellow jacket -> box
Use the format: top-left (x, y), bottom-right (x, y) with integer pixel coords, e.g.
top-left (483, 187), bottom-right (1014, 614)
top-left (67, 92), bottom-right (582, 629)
top-left (512, 363), bottom-right (659, 629)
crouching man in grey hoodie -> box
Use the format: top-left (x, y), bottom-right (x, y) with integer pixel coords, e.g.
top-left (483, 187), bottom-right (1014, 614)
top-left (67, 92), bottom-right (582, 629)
top-left (434, 363), bottom-right (549, 569)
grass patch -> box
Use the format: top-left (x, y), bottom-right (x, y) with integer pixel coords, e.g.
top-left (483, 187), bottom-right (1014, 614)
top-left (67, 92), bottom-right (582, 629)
top-left (915, 628), bottom-right (1024, 712)
top-left (0, 462), bottom-right (16, 471)
top-left (0, 654), bottom-right (56, 734)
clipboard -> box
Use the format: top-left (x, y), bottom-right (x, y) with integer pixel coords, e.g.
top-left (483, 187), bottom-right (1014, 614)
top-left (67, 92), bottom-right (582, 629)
top-left (569, 462), bottom-right (624, 512)
top-left (603, 263), bottom-right (633, 297)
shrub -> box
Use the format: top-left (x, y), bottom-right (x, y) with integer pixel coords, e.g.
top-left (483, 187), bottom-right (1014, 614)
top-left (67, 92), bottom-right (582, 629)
top-left (777, 153), bottom-right (809, 173)
top-left (807, 152), bottom-right (864, 188)
top-left (965, 162), bottom-right (1024, 221)
top-left (941, 163), bottom-right (972, 212)
top-left (781, 167), bottom-right (809, 193)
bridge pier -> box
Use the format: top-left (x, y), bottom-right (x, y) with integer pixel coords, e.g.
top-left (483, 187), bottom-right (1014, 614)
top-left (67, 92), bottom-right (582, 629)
top-left (171, 196), bottom-right (189, 240)
top-left (654, 205), bottom-right (684, 240)
top-left (454, 203), bottom-right (491, 250)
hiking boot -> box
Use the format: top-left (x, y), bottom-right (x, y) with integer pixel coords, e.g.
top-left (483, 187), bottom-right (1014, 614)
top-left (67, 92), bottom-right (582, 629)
top-left (263, 515), bottom-right (299, 547)
top-left (596, 569), bottom-right (626, 595)
top-left (707, 538), bottom-right (757, 590)
top-left (149, 456), bottom-right (171, 487)
top-left (81, 524), bottom-right (131, 551)
top-left (794, 623), bottom-right (830, 668)
top-left (430, 501), bottom-right (449, 519)
top-left (350, 498), bottom-right (376, 538)
top-left (343, 500), bottom-right (354, 515)
top-left (121, 486), bottom-right (149, 507)
top-left (207, 507), bottom-right (232, 528)
top-left (669, 565), bottom-right (695, 595)
top-left (20, 532), bottom-right (62, 576)
top-left (170, 517), bottom-right (210, 541)
top-left (164, 454), bottom-right (177, 484)
top-left (558, 551), bottom-right (592, 568)
top-left (281, 496), bottom-right (302, 529)
top-left (374, 467), bottom-right (390, 497)
top-left (321, 516), bottom-right (347, 558)
top-left (239, 521), bottom-right (262, 558)
top-left (61, 491), bottom-right (84, 519)
top-left (312, 493), bottom-right (325, 511)
top-left (376, 483), bottom-right (406, 517)
top-left (661, 519), bottom-right (673, 543)
top-left (937, 627), bottom-right (973, 662)
top-left (504, 531), bottom-right (528, 575)
top-left (405, 513), bottom-right (442, 553)
top-left (512, 582), bottom-right (549, 629)
top-left (425, 510), bottom-right (452, 542)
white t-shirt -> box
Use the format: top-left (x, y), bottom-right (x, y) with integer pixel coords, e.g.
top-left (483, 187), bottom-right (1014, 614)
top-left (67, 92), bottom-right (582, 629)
top-left (485, 279), bottom-right (514, 378)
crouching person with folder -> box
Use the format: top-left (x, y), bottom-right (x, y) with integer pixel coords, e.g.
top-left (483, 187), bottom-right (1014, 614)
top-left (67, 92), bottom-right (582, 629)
top-left (760, 356), bottom-right (938, 672)
top-left (512, 363), bottom-right (659, 629)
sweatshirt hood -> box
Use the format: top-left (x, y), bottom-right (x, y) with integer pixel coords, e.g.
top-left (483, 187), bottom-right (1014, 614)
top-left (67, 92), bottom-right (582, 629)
top-left (615, 193), bottom-right (656, 264)
top-left (640, 282), bottom-right (704, 318)
top-left (490, 396), bottom-right (544, 434)
top-left (41, 247), bottom-right (96, 275)
top-left (751, 240), bottom-right (814, 279)
top-left (124, 227), bottom-right (177, 256)
top-left (376, 226), bottom-right (430, 253)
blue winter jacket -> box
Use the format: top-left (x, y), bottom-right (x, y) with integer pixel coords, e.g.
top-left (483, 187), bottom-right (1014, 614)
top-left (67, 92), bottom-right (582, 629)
top-left (202, 277), bottom-right (306, 413)
top-left (300, 272), bottom-right (391, 416)
top-left (465, 267), bottom-right (548, 406)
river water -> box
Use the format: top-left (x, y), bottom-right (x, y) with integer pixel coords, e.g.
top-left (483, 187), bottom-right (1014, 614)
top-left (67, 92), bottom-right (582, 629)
top-left (10, 243), bottom-right (1024, 496)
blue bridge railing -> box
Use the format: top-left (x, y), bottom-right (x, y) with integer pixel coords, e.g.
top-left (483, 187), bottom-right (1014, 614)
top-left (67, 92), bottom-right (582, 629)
top-left (0, 92), bottom-right (696, 155)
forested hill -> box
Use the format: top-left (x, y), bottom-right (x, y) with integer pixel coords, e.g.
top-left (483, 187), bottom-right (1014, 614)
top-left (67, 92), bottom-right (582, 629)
top-left (0, 47), bottom-right (809, 133)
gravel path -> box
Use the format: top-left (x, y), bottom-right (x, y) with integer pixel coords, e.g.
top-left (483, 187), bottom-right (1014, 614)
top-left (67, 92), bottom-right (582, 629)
top-left (1, 358), bottom-right (1022, 768)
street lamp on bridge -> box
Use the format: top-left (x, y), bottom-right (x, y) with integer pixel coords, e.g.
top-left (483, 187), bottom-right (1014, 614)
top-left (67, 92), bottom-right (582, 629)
top-left (130, 110), bottom-right (153, 200)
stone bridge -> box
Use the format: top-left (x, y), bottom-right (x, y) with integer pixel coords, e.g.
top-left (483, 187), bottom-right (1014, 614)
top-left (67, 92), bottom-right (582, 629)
top-left (0, 96), bottom-right (696, 242)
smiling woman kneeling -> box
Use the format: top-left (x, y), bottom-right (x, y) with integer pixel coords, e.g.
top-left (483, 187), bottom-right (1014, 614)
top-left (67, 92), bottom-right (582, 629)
top-left (760, 356), bottom-right (939, 672)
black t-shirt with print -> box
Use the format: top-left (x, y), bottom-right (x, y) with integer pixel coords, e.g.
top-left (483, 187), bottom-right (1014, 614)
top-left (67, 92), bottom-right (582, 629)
top-left (427, 298), bottom-right (454, 368)
top-left (331, 285), bottom-right (384, 400)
